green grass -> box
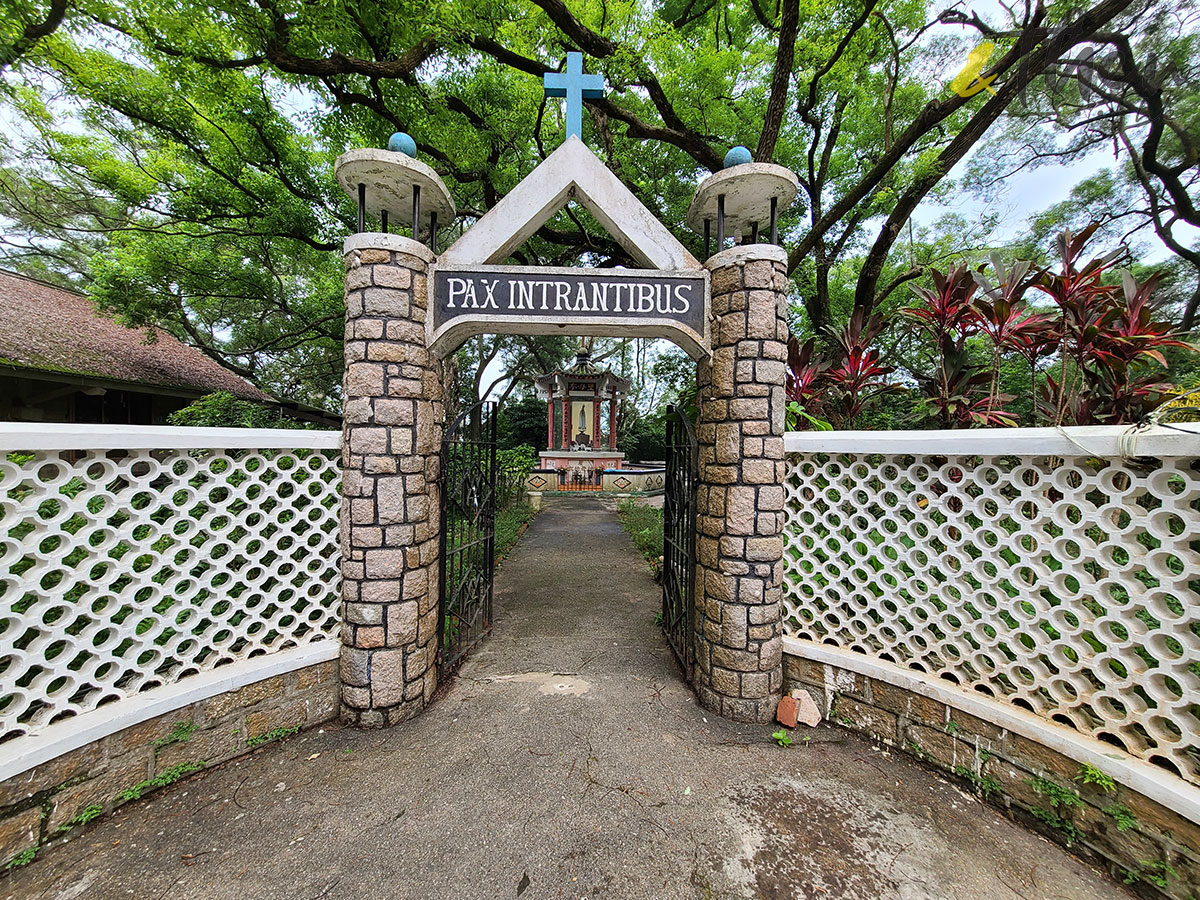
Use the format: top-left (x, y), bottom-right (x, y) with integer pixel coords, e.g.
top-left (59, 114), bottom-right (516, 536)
top-left (494, 503), bottom-right (536, 562)
top-left (617, 499), bottom-right (663, 571)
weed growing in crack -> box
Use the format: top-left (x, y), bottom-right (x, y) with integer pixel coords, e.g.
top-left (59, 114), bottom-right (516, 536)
top-left (1103, 804), bottom-right (1138, 832)
top-left (3, 849), bottom-right (35, 871)
top-left (1122, 860), bottom-right (1178, 889)
top-left (116, 762), bottom-right (203, 802)
top-left (55, 803), bottom-right (103, 835)
top-left (152, 721), bottom-right (198, 749)
top-left (247, 724), bottom-right (301, 748)
top-left (1074, 763), bottom-right (1115, 793)
top-left (954, 765), bottom-right (1001, 797)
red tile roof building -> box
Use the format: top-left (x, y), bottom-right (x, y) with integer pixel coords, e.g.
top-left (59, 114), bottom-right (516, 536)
top-left (0, 270), bottom-right (272, 423)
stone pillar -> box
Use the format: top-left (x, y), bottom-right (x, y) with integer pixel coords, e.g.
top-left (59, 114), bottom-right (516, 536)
top-left (693, 245), bottom-right (788, 723)
top-left (339, 233), bottom-right (444, 727)
top-left (561, 397), bottom-right (569, 448)
top-left (546, 391), bottom-right (554, 449)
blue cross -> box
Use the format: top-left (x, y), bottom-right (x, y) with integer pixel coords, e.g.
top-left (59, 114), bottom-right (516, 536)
top-left (543, 51), bottom-right (604, 142)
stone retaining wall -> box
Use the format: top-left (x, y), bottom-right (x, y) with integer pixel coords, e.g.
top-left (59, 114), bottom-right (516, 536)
top-left (784, 653), bottom-right (1200, 900)
top-left (0, 660), bottom-right (337, 869)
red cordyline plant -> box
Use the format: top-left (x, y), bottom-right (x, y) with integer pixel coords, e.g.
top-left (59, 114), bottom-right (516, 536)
top-left (903, 265), bottom-right (1018, 428)
top-left (1029, 224), bottom-right (1190, 424)
top-left (784, 226), bottom-right (1190, 431)
top-left (1079, 270), bottom-right (1193, 422)
top-left (824, 309), bottom-right (900, 425)
top-left (785, 311), bottom-right (898, 429)
top-left (971, 254), bottom-right (1056, 408)
top-left (786, 335), bottom-right (828, 413)
top-left (904, 265), bottom-right (978, 352)
top-left (1030, 224), bottom-right (1126, 424)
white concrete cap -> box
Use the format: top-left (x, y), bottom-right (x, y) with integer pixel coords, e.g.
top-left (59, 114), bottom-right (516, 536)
top-left (343, 232), bottom-right (436, 264)
top-left (335, 148), bottom-right (456, 235)
top-left (687, 163), bottom-right (799, 236)
top-left (439, 136), bottom-right (700, 271)
top-left (706, 244), bottom-right (788, 270)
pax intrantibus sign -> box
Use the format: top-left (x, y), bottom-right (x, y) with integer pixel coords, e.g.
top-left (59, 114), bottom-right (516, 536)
top-left (429, 264), bottom-right (708, 358)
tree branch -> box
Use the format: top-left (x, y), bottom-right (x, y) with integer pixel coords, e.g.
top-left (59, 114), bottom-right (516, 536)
top-left (0, 0), bottom-right (68, 70)
top-left (851, 0), bottom-right (1136, 311)
top-left (756, 0), bottom-right (798, 161)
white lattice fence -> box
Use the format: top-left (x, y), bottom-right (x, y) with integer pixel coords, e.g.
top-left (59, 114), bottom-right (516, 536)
top-left (0, 425), bottom-right (342, 759)
top-left (782, 427), bottom-right (1200, 786)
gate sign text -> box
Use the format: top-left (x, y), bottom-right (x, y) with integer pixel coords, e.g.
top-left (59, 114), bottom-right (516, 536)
top-left (428, 264), bottom-right (710, 360)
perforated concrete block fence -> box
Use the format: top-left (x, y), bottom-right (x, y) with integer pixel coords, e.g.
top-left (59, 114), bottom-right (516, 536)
top-left (781, 426), bottom-right (1200, 891)
top-left (0, 424), bottom-right (343, 795)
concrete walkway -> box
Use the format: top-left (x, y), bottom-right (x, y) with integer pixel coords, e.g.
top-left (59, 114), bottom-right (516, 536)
top-left (4, 497), bottom-right (1128, 900)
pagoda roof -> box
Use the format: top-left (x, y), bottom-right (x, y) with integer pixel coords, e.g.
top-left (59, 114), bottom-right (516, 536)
top-left (534, 351), bottom-right (630, 396)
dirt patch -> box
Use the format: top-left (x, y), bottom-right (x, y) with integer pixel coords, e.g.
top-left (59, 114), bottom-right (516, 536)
top-left (716, 775), bottom-right (960, 900)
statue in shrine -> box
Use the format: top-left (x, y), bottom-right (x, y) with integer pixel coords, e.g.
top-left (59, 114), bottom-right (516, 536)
top-left (574, 405), bottom-right (592, 447)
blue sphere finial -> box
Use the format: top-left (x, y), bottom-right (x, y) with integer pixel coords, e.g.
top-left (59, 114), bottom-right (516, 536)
top-left (724, 145), bottom-right (752, 168)
top-left (387, 132), bottom-right (417, 157)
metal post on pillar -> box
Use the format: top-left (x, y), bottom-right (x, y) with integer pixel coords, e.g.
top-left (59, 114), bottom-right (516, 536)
top-left (685, 154), bottom-right (796, 265)
top-left (716, 194), bottom-right (725, 252)
top-left (338, 136), bottom-right (455, 252)
top-left (412, 184), bottom-right (422, 243)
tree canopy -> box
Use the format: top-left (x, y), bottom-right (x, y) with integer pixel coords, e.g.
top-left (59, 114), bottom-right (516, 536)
top-left (0, 0), bottom-right (1193, 412)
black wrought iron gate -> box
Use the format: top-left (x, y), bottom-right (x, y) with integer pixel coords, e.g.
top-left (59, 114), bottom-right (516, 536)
top-left (662, 404), bottom-right (697, 679)
top-left (438, 401), bottom-right (497, 675)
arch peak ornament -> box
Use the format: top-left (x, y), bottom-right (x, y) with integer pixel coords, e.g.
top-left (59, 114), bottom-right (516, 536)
top-left (543, 52), bottom-right (604, 142)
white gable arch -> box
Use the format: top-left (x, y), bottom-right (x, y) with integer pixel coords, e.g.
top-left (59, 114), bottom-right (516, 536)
top-left (438, 137), bottom-right (699, 271)
top-left (431, 137), bottom-right (708, 359)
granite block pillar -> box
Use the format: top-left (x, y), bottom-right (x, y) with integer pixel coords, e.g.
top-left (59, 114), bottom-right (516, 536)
top-left (339, 234), bottom-right (444, 727)
top-left (694, 245), bottom-right (789, 723)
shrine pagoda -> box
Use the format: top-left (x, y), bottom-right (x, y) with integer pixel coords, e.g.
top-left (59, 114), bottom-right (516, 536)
top-left (534, 348), bottom-right (630, 483)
